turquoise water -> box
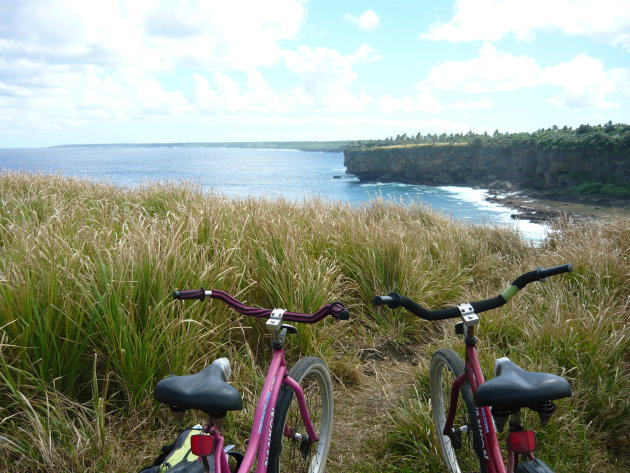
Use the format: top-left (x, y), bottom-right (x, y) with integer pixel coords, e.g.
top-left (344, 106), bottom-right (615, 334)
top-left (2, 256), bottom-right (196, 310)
top-left (0, 146), bottom-right (547, 239)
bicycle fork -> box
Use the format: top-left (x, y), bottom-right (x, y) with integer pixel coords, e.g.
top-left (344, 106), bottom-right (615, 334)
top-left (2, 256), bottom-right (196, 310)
top-left (443, 375), bottom-right (504, 473)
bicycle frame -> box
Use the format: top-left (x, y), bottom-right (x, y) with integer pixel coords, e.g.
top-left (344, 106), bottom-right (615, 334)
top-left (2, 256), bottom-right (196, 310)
top-left (207, 347), bottom-right (318, 473)
top-left (443, 340), bottom-right (534, 473)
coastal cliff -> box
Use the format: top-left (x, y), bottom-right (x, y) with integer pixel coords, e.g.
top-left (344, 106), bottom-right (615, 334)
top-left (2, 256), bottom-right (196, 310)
top-left (344, 142), bottom-right (630, 192)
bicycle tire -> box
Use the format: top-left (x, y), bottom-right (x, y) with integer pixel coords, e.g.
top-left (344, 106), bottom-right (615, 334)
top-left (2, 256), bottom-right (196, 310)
top-left (430, 349), bottom-right (487, 473)
top-left (267, 356), bottom-right (333, 473)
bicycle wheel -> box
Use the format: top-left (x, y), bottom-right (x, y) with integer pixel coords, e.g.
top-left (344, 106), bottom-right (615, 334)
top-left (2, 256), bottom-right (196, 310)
top-left (268, 356), bottom-right (333, 473)
top-left (430, 349), bottom-right (486, 473)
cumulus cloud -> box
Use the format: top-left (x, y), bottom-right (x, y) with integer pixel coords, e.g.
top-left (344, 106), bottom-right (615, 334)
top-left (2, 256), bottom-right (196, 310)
top-left (0, 0), bottom-right (307, 70)
top-left (420, 0), bottom-right (630, 50)
top-left (283, 45), bottom-right (377, 112)
top-left (0, 0), bottom-right (310, 131)
top-left (379, 83), bottom-right (442, 115)
top-left (0, 0), bottom-right (383, 133)
top-left (382, 43), bottom-right (628, 114)
top-left (541, 54), bottom-right (629, 109)
top-left (1, 67), bottom-right (190, 132)
top-left (344, 10), bottom-right (381, 31)
top-left (451, 97), bottom-right (493, 110)
top-left (428, 44), bottom-right (629, 109)
top-left (193, 69), bottom-right (309, 114)
top-left (350, 44), bottom-right (384, 63)
top-left (426, 43), bottom-right (541, 93)
top-left (190, 44), bottom-right (378, 115)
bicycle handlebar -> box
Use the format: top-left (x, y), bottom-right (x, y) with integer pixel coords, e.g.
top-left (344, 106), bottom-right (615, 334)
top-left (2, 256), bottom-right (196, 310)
top-left (373, 264), bottom-right (572, 321)
top-left (173, 288), bottom-right (350, 323)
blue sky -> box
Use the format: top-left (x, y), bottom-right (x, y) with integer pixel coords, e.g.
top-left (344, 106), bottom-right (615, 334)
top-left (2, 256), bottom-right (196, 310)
top-left (1, 0), bottom-right (629, 147)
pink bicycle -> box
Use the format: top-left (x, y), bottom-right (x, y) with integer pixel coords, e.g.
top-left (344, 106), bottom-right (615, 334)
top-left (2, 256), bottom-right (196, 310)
top-left (154, 288), bottom-right (349, 473)
top-left (374, 264), bottom-right (573, 473)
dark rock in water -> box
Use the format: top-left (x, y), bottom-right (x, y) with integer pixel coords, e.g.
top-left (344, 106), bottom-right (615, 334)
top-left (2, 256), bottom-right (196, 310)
top-left (511, 212), bottom-right (549, 222)
top-left (333, 175), bottom-right (342, 178)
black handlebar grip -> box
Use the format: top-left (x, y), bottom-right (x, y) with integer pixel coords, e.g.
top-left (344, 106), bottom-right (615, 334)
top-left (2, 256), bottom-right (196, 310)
top-left (329, 302), bottom-right (350, 320)
top-left (372, 296), bottom-right (391, 307)
top-left (172, 288), bottom-right (206, 300)
top-left (337, 309), bottom-right (350, 320)
top-left (373, 293), bottom-right (403, 310)
top-left (537, 263), bottom-right (572, 279)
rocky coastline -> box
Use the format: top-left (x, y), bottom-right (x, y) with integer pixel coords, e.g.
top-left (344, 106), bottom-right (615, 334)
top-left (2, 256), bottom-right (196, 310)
top-left (483, 183), bottom-right (630, 223)
top-left (486, 190), bottom-right (570, 223)
top-left (343, 141), bottom-right (629, 224)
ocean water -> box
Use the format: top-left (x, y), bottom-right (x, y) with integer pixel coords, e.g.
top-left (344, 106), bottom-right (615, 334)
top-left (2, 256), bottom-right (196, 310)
top-left (0, 146), bottom-right (547, 240)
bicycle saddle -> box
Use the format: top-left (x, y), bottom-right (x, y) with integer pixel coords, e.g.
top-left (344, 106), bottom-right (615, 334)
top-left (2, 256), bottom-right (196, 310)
top-left (154, 363), bottom-right (243, 414)
top-left (474, 357), bottom-right (571, 407)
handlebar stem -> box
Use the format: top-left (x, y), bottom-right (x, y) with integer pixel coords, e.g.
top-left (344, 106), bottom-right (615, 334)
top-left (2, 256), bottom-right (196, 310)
top-left (458, 303), bottom-right (479, 327)
top-left (266, 309), bottom-right (286, 346)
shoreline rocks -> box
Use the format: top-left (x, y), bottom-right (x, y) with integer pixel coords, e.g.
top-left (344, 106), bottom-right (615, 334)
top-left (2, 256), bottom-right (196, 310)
top-left (485, 191), bottom-right (566, 223)
top-left (485, 188), bottom-right (630, 223)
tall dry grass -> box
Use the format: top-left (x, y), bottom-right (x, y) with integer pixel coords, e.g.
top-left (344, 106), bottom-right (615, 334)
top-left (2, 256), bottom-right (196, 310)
top-left (0, 171), bottom-right (628, 472)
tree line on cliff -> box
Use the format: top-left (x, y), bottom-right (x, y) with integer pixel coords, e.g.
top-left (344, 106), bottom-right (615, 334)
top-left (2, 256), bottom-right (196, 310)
top-left (344, 122), bottom-right (629, 198)
top-left (347, 121), bottom-right (630, 155)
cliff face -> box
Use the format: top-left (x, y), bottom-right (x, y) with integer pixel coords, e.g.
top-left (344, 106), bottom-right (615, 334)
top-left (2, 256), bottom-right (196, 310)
top-left (344, 144), bottom-right (630, 190)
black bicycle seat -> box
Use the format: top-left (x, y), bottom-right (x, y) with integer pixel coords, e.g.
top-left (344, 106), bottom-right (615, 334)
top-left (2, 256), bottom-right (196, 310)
top-left (154, 364), bottom-right (243, 414)
top-left (475, 358), bottom-right (571, 407)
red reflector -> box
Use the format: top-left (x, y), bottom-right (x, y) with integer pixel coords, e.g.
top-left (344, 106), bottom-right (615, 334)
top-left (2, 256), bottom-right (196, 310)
top-left (191, 434), bottom-right (214, 457)
top-left (507, 430), bottom-right (536, 454)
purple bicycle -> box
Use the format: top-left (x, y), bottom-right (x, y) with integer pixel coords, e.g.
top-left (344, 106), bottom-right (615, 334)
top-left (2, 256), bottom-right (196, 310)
top-left (154, 288), bottom-right (349, 473)
top-left (375, 264), bottom-right (573, 473)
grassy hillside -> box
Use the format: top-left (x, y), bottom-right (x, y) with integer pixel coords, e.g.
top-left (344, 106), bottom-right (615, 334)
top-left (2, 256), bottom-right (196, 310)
top-left (0, 172), bottom-right (628, 472)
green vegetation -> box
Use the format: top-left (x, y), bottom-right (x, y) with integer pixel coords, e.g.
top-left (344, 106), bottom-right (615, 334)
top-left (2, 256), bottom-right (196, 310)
top-left (0, 172), bottom-right (628, 472)
top-left (570, 181), bottom-right (630, 198)
top-left (349, 121), bottom-right (630, 154)
top-left (345, 122), bottom-right (630, 196)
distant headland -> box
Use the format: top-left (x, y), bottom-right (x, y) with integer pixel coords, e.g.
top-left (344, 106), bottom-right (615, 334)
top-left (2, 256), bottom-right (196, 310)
top-left (52, 141), bottom-right (353, 153)
top-left (344, 123), bottom-right (630, 207)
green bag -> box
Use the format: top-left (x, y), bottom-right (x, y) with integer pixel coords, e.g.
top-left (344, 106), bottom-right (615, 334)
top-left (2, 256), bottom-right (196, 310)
top-left (139, 427), bottom-right (213, 473)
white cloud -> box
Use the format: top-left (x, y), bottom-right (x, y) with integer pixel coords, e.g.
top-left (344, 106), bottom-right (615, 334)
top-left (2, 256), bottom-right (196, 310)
top-left (192, 69), bottom-right (308, 114)
top-left (0, 0), bottom-right (382, 133)
top-left (345, 10), bottom-right (381, 31)
top-left (0, 0), bottom-right (308, 70)
top-left (0, 67), bottom-right (190, 132)
top-left (190, 43), bottom-right (379, 116)
top-left (541, 54), bottom-right (629, 109)
top-left (416, 45), bottom-right (628, 111)
top-left (420, 0), bottom-right (630, 50)
top-left (283, 46), bottom-right (376, 112)
top-left (427, 44), bottom-right (540, 93)
top-left (350, 44), bottom-right (384, 63)
top-left (0, 0), bottom-right (313, 131)
top-left (451, 97), bottom-right (493, 110)
top-left (379, 83), bottom-right (442, 114)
